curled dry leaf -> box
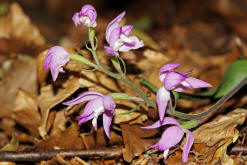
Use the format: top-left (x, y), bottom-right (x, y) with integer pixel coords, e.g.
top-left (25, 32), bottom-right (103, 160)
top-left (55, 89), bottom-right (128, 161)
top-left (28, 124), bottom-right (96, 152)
top-left (192, 108), bottom-right (247, 163)
top-left (121, 123), bottom-right (159, 162)
top-left (193, 108), bottom-right (247, 146)
top-left (0, 131), bottom-right (19, 152)
top-left (38, 77), bottom-right (81, 139)
top-left (0, 3), bottom-right (45, 54)
top-left (0, 57), bottom-right (37, 117)
top-left (36, 123), bottom-right (84, 150)
top-left (11, 89), bottom-right (40, 137)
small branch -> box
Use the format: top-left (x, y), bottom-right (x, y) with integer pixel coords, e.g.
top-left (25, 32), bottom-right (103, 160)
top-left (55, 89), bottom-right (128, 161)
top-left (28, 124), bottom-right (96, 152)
top-left (0, 148), bottom-right (122, 162)
top-left (229, 144), bottom-right (247, 155)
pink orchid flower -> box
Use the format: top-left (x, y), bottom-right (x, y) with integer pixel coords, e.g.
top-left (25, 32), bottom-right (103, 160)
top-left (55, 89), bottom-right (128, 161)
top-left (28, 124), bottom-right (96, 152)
top-left (44, 46), bottom-right (70, 81)
top-left (63, 91), bottom-right (115, 139)
top-left (157, 63), bottom-right (212, 121)
top-left (72, 4), bottom-right (97, 27)
top-left (141, 117), bottom-right (194, 162)
top-left (104, 12), bottom-right (144, 56)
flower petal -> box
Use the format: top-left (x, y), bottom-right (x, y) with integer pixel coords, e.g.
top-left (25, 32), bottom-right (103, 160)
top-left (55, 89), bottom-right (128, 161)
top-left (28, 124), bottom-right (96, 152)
top-left (78, 113), bottom-right (94, 125)
top-left (103, 111), bottom-right (114, 139)
top-left (72, 12), bottom-right (80, 26)
top-left (120, 25), bottom-right (133, 36)
top-left (103, 95), bottom-right (116, 112)
top-left (159, 63), bottom-right (181, 81)
top-left (109, 27), bottom-right (121, 47)
top-left (78, 98), bottom-right (103, 118)
top-left (104, 46), bottom-right (119, 56)
top-left (118, 36), bottom-right (144, 52)
top-left (81, 4), bottom-right (97, 26)
top-left (44, 46), bottom-right (70, 81)
top-left (63, 91), bottom-right (103, 105)
top-left (156, 87), bottom-right (170, 121)
top-left (163, 149), bottom-right (169, 160)
top-left (148, 142), bottom-right (158, 149)
top-left (182, 130), bottom-right (194, 162)
top-left (106, 12), bottom-right (125, 43)
top-left (157, 126), bottom-right (184, 151)
top-left (141, 117), bottom-right (180, 129)
top-left (183, 77), bottom-right (212, 89)
top-left (164, 71), bottom-right (186, 90)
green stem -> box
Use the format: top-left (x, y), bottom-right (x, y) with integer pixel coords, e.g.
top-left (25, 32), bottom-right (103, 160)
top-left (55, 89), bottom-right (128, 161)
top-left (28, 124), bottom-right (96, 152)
top-left (121, 75), bottom-right (156, 108)
top-left (170, 76), bottom-right (247, 122)
top-left (87, 28), bottom-right (156, 108)
top-left (141, 76), bottom-right (247, 122)
top-left (68, 54), bottom-right (97, 68)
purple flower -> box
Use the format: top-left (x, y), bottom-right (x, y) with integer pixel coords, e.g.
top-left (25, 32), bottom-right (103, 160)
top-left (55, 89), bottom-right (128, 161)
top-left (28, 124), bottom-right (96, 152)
top-left (63, 91), bottom-right (115, 139)
top-left (72, 4), bottom-right (97, 27)
top-left (44, 46), bottom-right (70, 81)
top-left (141, 117), bottom-right (194, 162)
top-left (157, 63), bottom-right (212, 121)
top-left (104, 12), bottom-right (144, 56)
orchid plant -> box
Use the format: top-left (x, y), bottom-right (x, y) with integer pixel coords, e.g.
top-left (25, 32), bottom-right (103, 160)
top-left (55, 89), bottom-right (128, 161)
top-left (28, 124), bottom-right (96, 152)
top-left (43, 4), bottom-right (246, 163)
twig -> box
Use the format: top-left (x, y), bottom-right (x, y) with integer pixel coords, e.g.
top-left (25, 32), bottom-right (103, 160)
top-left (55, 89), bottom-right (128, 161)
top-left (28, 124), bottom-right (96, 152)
top-left (229, 144), bottom-right (247, 155)
top-left (0, 148), bottom-right (122, 162)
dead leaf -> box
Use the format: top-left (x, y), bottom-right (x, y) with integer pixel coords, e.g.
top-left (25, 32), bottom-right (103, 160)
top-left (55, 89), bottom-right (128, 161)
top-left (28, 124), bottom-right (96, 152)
top-left (192, 108), bottom-right (247, 163)
top-left (37, 49), bottom-right (49, 87)
top-left (0, 162), bottom-right (16, 165)
top-left (11, 89), bottom-right (40, 137)
top-left (36, 123), bottom-right (84, 150)
top-left (0, 131), bottom-right (19, 151)
top-left (121, 123), bottom-right (159, 162)
top-left (193, 108), bottom-right (247, 146)
top-left (38, 76), bottom-right (80, 139)
top-left (0, 57), bottom-right (37, 117)
top-left (0, 3), bottom-right (45, 54)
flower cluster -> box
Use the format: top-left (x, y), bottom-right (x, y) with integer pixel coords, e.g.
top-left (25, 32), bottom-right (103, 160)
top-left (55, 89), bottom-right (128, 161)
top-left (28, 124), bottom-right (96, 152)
top-left (145, 63), bottom-right (211, 162)
top-left (43, 4), bottom-right (213, 163)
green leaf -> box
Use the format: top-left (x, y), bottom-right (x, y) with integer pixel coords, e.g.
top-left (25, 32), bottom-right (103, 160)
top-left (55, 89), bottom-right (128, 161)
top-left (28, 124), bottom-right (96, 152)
top-left (120, 104), bottom-right (142, 115)
top-left (68, 54), bottom-right (96, 68)
top-left (109, 93), bottom-right (143, 102)
top-left (214, 59), bottom-right (247, 98)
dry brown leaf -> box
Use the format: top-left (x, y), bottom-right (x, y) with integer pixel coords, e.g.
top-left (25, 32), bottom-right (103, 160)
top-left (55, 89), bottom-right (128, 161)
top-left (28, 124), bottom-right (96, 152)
top-left (192, 108), bottom-right (247, 163)
top-left (121, 123), bottom-right (159, 162)
top-left (0, 57), bottom-right (37, 117)
top-left (0, 162), bottom-right (16, 165)
top-left (0, 3), bottom-right (45, 54)
top-left (50, 109), bottom-right (67, 137)
top-left (37, 49), bottom-right (49, 87)
top-left (38, 76), bottom-right (81, 139)
top-left (0, 131), bottom-right (19, 152)
top-left (36, 123), bottom-right (84, 150)
top-left (11, 89), bottom-right (40, 137)
top-left (83, 126), bottom-right (122, 148)
top-left (193, 108), bottom-right (247, 146)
